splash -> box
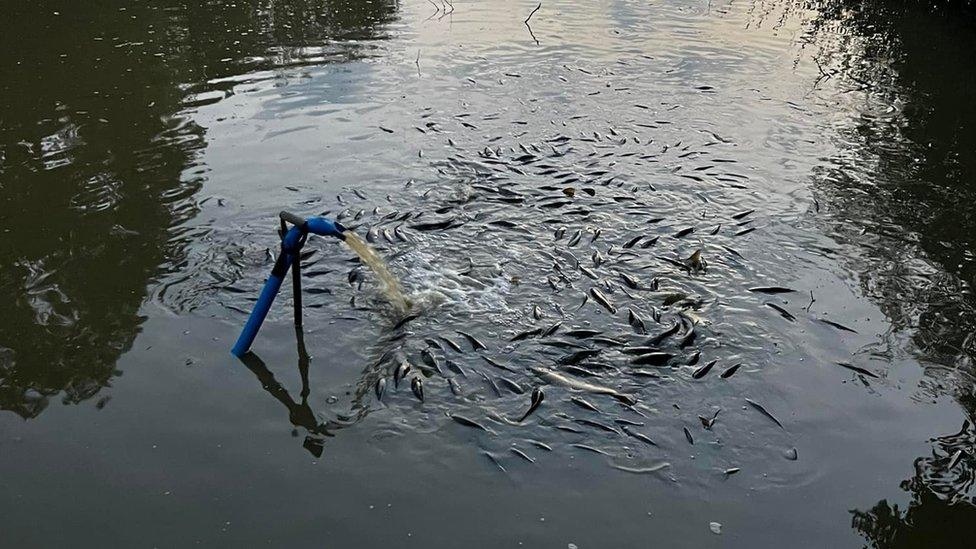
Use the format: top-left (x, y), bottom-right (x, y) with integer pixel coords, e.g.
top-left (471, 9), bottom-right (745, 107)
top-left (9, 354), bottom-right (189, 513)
top-left (342, 232), bottom-right (410, 315)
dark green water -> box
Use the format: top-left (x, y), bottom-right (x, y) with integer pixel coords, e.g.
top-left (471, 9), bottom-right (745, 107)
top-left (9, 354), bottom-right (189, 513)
top-left (1, 1), bottom-right (974, 547)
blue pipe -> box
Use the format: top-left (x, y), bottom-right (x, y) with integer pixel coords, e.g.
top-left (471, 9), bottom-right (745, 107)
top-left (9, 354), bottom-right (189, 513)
top-left (231, 214), bottom-right (347, 357)
top-left (305, 217), bottom-right (347, 239)
top-left (231, 251), bottom-right (296, 356)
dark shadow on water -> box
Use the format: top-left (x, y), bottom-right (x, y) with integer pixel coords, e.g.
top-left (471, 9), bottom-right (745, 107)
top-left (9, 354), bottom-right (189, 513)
top-left (806, 0), bottom-right (975, 369)
top-left (798, 0), bottom-right (976, 544)
top-left (850, 419), bottom-right (976, 548)
top-left (237, 306), bottom-right (424, 457)
top-left (239, 327), bottom-right (333, 458)
top-left (0, 0), bottom-right (398, 419)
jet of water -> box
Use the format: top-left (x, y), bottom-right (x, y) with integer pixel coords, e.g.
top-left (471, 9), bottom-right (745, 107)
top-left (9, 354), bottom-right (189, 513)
top-left (343, 231), bottom-right (410, 315)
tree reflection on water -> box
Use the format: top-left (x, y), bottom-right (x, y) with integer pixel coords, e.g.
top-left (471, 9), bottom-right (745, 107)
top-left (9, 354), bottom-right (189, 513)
top-left (795, 0), bottom-right (976, 543)
top-left (0, 0), bottom-right (398, 419)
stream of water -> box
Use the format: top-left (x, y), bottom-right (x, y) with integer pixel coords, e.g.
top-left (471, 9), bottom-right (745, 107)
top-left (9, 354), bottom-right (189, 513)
top-left (342, 232), bottom-right (412, 315)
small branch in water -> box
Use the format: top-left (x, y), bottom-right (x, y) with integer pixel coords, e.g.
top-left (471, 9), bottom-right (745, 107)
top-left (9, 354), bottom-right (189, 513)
top-left (416, 49), bottom-right (421, 77)
top-left (813, 58), bottom-right (831, 79)
top-left (425, 0), bottom-right (439, 21)
top-left (524, 2), bottom-right (541, 45)
top-left (805, 290), bottom-right (815, 312)
top-left (810, 56), bottom-right (832, 91)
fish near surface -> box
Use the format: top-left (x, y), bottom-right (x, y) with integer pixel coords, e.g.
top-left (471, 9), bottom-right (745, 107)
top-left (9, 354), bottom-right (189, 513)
top-left (564, 329), bottom-right (602, 339)
top-left (619, 272), bottom-right (642, 290)
top-left (510, 448), bottom-right (536, 463)
top-left (531, 367), bottom-right (636, 405)
top-left (411, 216), bottom-right (459, 231)
top-left (660, 292), bottom-right (688, 307)
top-left (511, 328), bottom-right (542, 341)
top-left (835, 361), bottom-right (879, 379)
top-left (411, 377), bottom-right (425, 402)
top-left (628, 308), bottom-right (647, 334)
top-left (631, 352), bottom-right (674, 366)
top-left (482, 355), bottom-right (518, 374)
top-left (621, 426), bottom-right (657, 446)
top-left (541, 322), bottom-right (562, 337)
top-left (623, 235), bottom-right (643, 249)
top-left (497, 376), bottom-right (526, 395)
top-left (765, 303), bottom-right (796, 321)
top-left (481, 372), bottom-right (502, 397)
top-left (685, 249), bottom-right (706, 273)
top-left (641, 236), bottom-right (660, 249)
top-left (438, 336), bottom-right (464, 352)
top-left (720, 363), bottom-right (741, 378)
top-left (449, 378), bottom-right (463, 395)
top-left (394, 361), bottom-right (412, 388)
top-left (589, 287), bottom-right (617, 314)
top-left (574, 417), bottom-right (619, 434)
top-left (518, 387), bottom-right (545, 422)
top-left (745, 398), bottom-right (784, 429)
top-left (699, 408), bottom-right (720, 429)
top-left (421, 348), bottom-right (443, 374)
top-left (692, 360), bottom-right (716, 379)
top-left (612, 462), bottom-right (671, 474)
top-left (819, 318), bottom-right (858, 333)
top-left (559, 349), bottom-right (602, 365)
top-left (568, 229), bottom-right (583, 246)
top-left (646, 322), bottom-right (680, 345)
top-left (570, 396), bottom-right (602, 413)
top-left (749, 286), bottom-right (795, 294)
top-left (456, 330), bottom-right (488, 350)
top-left (449, 414), bottom-right (494, 433)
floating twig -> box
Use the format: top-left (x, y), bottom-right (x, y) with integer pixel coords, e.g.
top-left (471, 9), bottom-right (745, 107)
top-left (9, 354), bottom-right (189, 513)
top-left (526, 22), bottom-right (539, 45)
top-left (524, 3), bottom-right (541, 45)
top-left (415, 49), bottom-right (421, 77)
top-left (813, 57), bottom-right (831, 79)
top-left (425, 0), bottom-right (440, 21)
top-left (805, 290), bottom-right (815, 312)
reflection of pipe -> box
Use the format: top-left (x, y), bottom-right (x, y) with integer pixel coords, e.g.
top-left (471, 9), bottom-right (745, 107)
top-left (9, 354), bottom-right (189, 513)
top-left (231, 212), bottom-right (346, 356)
top-left (238, 348), bottom-right (329, 457)
top-left (296, 323), bottom-right (311, 399)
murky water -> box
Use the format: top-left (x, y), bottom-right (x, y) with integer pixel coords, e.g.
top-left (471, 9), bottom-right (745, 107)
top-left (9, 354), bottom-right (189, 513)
top-left (1, 1), bottom-right (974, 547)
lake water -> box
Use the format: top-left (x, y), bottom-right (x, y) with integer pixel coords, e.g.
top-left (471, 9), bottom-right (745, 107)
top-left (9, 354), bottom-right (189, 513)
top-left (1, 1), bottom-right (974, 547)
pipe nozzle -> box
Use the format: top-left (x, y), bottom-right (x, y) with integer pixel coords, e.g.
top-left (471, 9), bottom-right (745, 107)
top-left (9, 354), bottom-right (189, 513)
top-left (306, 217), bottom-right (347, 240)
top-left (280, 211), bottom-right (347, 240)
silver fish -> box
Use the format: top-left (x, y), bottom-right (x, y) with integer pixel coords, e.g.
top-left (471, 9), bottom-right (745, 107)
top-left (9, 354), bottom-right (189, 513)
top-left (589, 287), bottom-right (617, 314)
top-left (532, 367), bottom-right (636, 405)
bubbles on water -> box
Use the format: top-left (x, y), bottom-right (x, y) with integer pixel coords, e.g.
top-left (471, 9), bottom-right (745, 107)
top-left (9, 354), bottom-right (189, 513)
top-left (394, 239), bottom-right (516, 319)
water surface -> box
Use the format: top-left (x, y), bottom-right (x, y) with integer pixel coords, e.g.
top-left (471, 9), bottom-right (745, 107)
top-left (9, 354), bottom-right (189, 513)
top-left (1, 1), bottom-right (974, 547)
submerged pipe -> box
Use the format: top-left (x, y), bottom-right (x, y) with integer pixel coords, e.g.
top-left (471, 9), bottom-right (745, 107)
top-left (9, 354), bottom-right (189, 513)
top-left (231, 212), bottom-right (346, 357)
